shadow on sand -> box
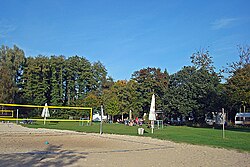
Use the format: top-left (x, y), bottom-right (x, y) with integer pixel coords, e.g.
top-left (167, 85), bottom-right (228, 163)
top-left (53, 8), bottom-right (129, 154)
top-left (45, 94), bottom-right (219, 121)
top-left (0, 144), bottom-right (87, 167)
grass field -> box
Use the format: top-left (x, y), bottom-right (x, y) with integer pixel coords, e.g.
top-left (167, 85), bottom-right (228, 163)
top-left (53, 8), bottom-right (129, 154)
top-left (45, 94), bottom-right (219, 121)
top-left (23, 121), bottom-right (250, 152)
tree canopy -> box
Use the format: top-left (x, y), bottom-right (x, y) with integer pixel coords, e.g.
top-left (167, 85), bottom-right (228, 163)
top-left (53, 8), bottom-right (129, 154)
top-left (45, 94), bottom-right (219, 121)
top-left (0, 44), bottom-right (249, 123)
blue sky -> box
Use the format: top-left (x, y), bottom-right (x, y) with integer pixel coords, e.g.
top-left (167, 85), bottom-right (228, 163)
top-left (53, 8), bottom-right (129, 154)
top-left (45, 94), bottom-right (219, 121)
top-left (1, 0), bottom-right (250, 80)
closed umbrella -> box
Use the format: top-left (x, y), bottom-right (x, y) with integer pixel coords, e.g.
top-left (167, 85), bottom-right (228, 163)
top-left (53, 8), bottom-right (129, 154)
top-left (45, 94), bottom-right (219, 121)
top-left (129, 110), bottom-right (132, 121)
top-left (149, 94), bottom-right (156, 133)
top-left (41, 103), bottom-right (50, 125)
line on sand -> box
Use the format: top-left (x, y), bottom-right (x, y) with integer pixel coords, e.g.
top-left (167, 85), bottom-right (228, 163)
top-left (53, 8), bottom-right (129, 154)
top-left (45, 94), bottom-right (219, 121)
top-left (13, 146), bottom-right (174, 155)
top-left (90, 133), bottom-right (170, 147)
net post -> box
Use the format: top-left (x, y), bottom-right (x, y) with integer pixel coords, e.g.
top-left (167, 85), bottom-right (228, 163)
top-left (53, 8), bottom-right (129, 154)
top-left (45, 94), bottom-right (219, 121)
top-left (16, 109), bottom-right (19, 124)
top-left (100, 105), bottom-right (103, 135)
top-left (222, 108), bottom-right (225, 139)
top-left (90, 108), bottom-right (93, 125)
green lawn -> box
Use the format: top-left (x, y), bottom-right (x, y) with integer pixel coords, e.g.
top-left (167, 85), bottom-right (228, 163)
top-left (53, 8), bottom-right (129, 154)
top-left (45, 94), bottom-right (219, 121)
top-left (24, 121), bottom-right (250, 152)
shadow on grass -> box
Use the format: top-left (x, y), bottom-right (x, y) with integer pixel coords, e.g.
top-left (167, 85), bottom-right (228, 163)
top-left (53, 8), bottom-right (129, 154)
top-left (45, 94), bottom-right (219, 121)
top-left (187, 124), bottom-right (250, 133)
top-left (0, 144), bottom-right (87, 167)
top-left (224, 126), bottom-right (250, 133)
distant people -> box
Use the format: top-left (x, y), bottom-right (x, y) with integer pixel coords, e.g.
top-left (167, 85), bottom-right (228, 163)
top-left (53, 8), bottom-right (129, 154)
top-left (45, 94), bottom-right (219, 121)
top-left (117, 119), bottom-right (123, 124)
top-left (124, 119), bottom-right (129, 125)
top-left (135, 117), bottom-right (139, 124)
top-left (129, 120), bottom-right (134, 126)
top-left (139, 121), bottom-right (142, 126)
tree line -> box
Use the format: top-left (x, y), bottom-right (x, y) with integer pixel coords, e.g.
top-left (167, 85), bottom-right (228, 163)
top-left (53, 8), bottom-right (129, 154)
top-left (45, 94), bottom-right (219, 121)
top-left (0, 45), bottom-right (249, 123)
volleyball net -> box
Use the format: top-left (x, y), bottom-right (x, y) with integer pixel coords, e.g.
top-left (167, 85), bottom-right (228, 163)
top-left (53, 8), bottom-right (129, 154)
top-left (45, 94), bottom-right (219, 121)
top-left (0, 103), bottom-right (92, 123)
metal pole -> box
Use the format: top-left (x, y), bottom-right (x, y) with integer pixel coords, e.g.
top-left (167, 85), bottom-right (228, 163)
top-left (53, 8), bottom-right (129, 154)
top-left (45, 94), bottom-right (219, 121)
top-left (90, 108), bottom-right (93, 125)
top-left (16, 109), bottom-right (19, 124)
top-left (151, 120), bottom-right (154, 134)
top-left (222, 108), bottom-right (225, 139)
top-left (100, 105), bottom-right (103, 135)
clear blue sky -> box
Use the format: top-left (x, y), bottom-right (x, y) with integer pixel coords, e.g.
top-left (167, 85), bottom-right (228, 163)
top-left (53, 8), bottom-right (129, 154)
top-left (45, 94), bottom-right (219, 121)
top-left (1, 0), bottom-right (250, 80)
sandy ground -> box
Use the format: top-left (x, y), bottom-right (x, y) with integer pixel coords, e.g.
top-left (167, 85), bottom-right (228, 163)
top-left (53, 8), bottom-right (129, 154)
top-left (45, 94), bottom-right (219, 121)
top-left (0, 123), bottom-right (249, 167)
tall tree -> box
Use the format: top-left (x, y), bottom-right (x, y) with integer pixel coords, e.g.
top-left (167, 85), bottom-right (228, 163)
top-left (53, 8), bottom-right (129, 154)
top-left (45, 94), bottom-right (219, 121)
top-left (0, 65), bottom-right (13, 103)
top-left (105, 96), bottom-right (120, 121)
top-left (165, 66), bottom-right (221, 122)
top-left (226, 64), bottom-right (250, 118)
top-left (164, 66), bottom-right (199, 118)
top-left (165, 47), bottom-right (221, 123)
top-left (223, 45), bottom-right (250, 75)
top-left (112, 80), bottom-right (130, 114)
top-left (21, 56), bottom-right (50, 105)
top-left (64, 56), bottom-right (93, 105)
top-left (222, 45), bottom-right (250, 120)
top-left (191, 48), bottom-right (215, 73)
top-left (101, 88), bottom-right (120, 120)
top-left (92, 61), bottom-right (108, 92)
top-left (131, 67), bottom-right (169, 116)
top-left (126, 80), bottom-right (143, 117)
top-left (0, 45), bottom-right (25, 103)
top-left (49, 55), bottom-right (65, 106)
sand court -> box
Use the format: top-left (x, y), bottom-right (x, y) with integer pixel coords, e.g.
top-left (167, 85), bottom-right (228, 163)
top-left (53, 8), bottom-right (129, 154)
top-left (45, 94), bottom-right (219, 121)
top-left (0, 123), bottom-right (249, 167)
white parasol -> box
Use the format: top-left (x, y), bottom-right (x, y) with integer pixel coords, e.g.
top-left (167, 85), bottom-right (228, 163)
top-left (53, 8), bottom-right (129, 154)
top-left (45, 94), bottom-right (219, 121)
top-left (149, 94), bottom-right (156, 133)
top-left (41, 103), bottom-right (50, 125)
top-left (129, 110), bottom-right (132, 121)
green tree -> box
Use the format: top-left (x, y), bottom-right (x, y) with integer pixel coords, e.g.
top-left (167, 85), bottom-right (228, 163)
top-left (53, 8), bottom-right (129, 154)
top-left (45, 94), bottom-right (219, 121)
top-left (80, 92), bottom-right (100, 112)
top-left (64, 56), bottom-right (93, 105)
top-left (131, 67), bottom-right (169, 116)
top-left (91, 61), bottom-right (108, 92)
top-left (21, 56), bottom-right (50, 105)
top-left (126, 80), bottom-right (143, 117)
top-left (101, 88), bottom-right (120, 120)
top-left (191, 48), bottom-right (215, 72)
top-left (0, 65), bottom-right (13, 103)
top-left (0, 45), bottom-right (25, 103)
top-left (49, 55), bottom-right (65, 106)
top-left (105, 96), bottom-right (120, 121)
top-left (223, 45), bottom-right (250, 120)
top-left (223, 45), bottom-right (250, 75)
top-left (164, 66), bottom-right (199, 118)
top-left (164, 64), bottom-right (221, 123)
top-left (112, 80), bottom-right (130, 114)
top-left (226, 64), bottom-right (250, 118)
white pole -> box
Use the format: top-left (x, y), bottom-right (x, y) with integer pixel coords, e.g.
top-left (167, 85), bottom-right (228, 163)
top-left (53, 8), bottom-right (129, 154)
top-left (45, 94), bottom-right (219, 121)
top-left (222, 108), bottom-right (225, 139)
top-left (16, 109), bottom-right (19, 124)
top-left (100, 105), bottom-right (103, 135)
top-left (151, 120), bottom-right (154, 134)
top-left (44, 116), bottom-right (46, 125)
